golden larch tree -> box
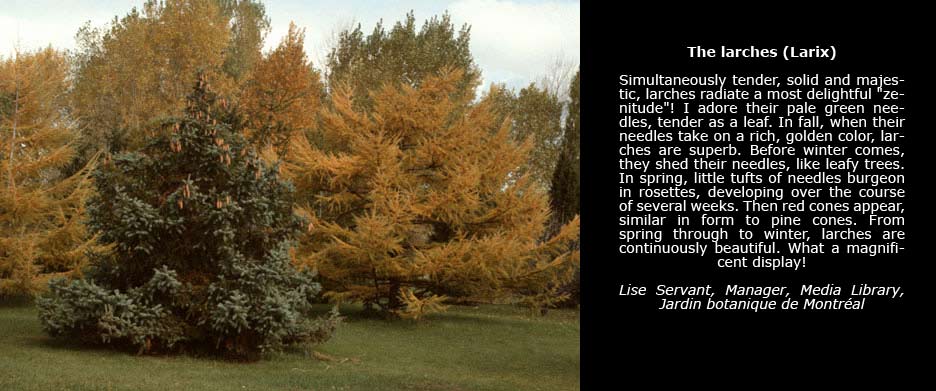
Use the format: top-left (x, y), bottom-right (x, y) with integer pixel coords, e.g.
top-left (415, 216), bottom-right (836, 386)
top-left (0, 48), bottom-right (101, 296)
top-left (240, 22), bottom-right (323, 156)
top-left (284, 69), bottom-right (579, 317)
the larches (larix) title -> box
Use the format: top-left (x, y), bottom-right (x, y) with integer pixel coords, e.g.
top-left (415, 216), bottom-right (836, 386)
top-left (687, 46), bottom-right (837, 61)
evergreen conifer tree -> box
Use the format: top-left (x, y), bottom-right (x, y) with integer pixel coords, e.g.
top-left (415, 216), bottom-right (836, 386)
top-left (547, 70), bottom-right (581, 305)
top-left (37, 74), bottom-right (338, 359)
top-left (549, 70), bottom-right (580, 235)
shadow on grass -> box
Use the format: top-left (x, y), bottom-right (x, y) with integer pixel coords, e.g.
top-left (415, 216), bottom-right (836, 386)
top-left (150, 302), bottom-right (578, 330)
top-left (24, 332), bottom-right (143, 357)
top-left (23, 331), bottom-right (291, 364)
top-left (7, 309), bottom-right (332, 364)
top-left (11, 301), bottom-right (576, 366)
top-left (323, 303), bottom-right (554, 327)
top-left (422, 305), bottom-right (577, 326)
top-left (0, 296), bottom-right (35, 308)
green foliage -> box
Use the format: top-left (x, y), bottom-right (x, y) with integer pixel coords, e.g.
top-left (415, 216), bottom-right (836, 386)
top-left (485, 82), bottom-right (565, 190)
top-left (548, 70), bottom-right (580, 305)
top-left (549, 70), bottom-right (580, 233)
top-left (326, 11), bottom-right (480, 109)
top-left (217, 0), bottom-right (271, 81)
top-left (38, 266), bottom-right (188, 349)
top-left (37, 75), bottom-right (338, 359)
top-left (514, 84), bottom-right (564, 190)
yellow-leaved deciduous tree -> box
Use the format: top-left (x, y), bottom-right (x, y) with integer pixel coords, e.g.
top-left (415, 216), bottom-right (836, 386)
top-left (241, 22), bottom-right (323, 157)
top-left (284, 69), bottom-right (580, 318)
top-left (70, 0), bottom-right (269, 159)
top-left (0, 48), bottom-right (102, 296)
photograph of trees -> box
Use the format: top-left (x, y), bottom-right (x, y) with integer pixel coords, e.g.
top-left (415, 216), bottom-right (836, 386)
top-left (1, 1), bottom-right (580, 389)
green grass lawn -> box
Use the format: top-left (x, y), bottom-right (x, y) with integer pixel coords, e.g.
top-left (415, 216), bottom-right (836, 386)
top-left (0, 302), bottom-right (579, 390)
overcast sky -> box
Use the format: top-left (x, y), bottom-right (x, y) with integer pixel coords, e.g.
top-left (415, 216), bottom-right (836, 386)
top-left (0, 0), bottom-right (579, 91)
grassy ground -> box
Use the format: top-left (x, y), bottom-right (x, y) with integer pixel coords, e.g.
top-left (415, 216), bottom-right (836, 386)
top-left (0, 301), bottom-right (579, 390)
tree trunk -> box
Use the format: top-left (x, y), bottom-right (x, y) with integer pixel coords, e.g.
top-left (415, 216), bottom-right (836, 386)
top-left (387, 279), bottom-right (403, 310)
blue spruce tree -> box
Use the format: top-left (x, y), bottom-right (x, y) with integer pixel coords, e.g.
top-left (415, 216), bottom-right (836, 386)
top-left (37, 73), bottom-right (338, 360)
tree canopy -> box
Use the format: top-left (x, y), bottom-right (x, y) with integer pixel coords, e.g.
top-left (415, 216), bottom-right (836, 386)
top-left (240, 22), bottom-right (323, 157)
top-left (69, 0), bottom-right (270, 157)
top-left (549, 70), bottom-right (580, 235)
top-left (284, 69), bottom-right (579, 317)
top-left (0, 48), bottom-right (101, 296)
top-left (326, 11), bottom-right (480, 109)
